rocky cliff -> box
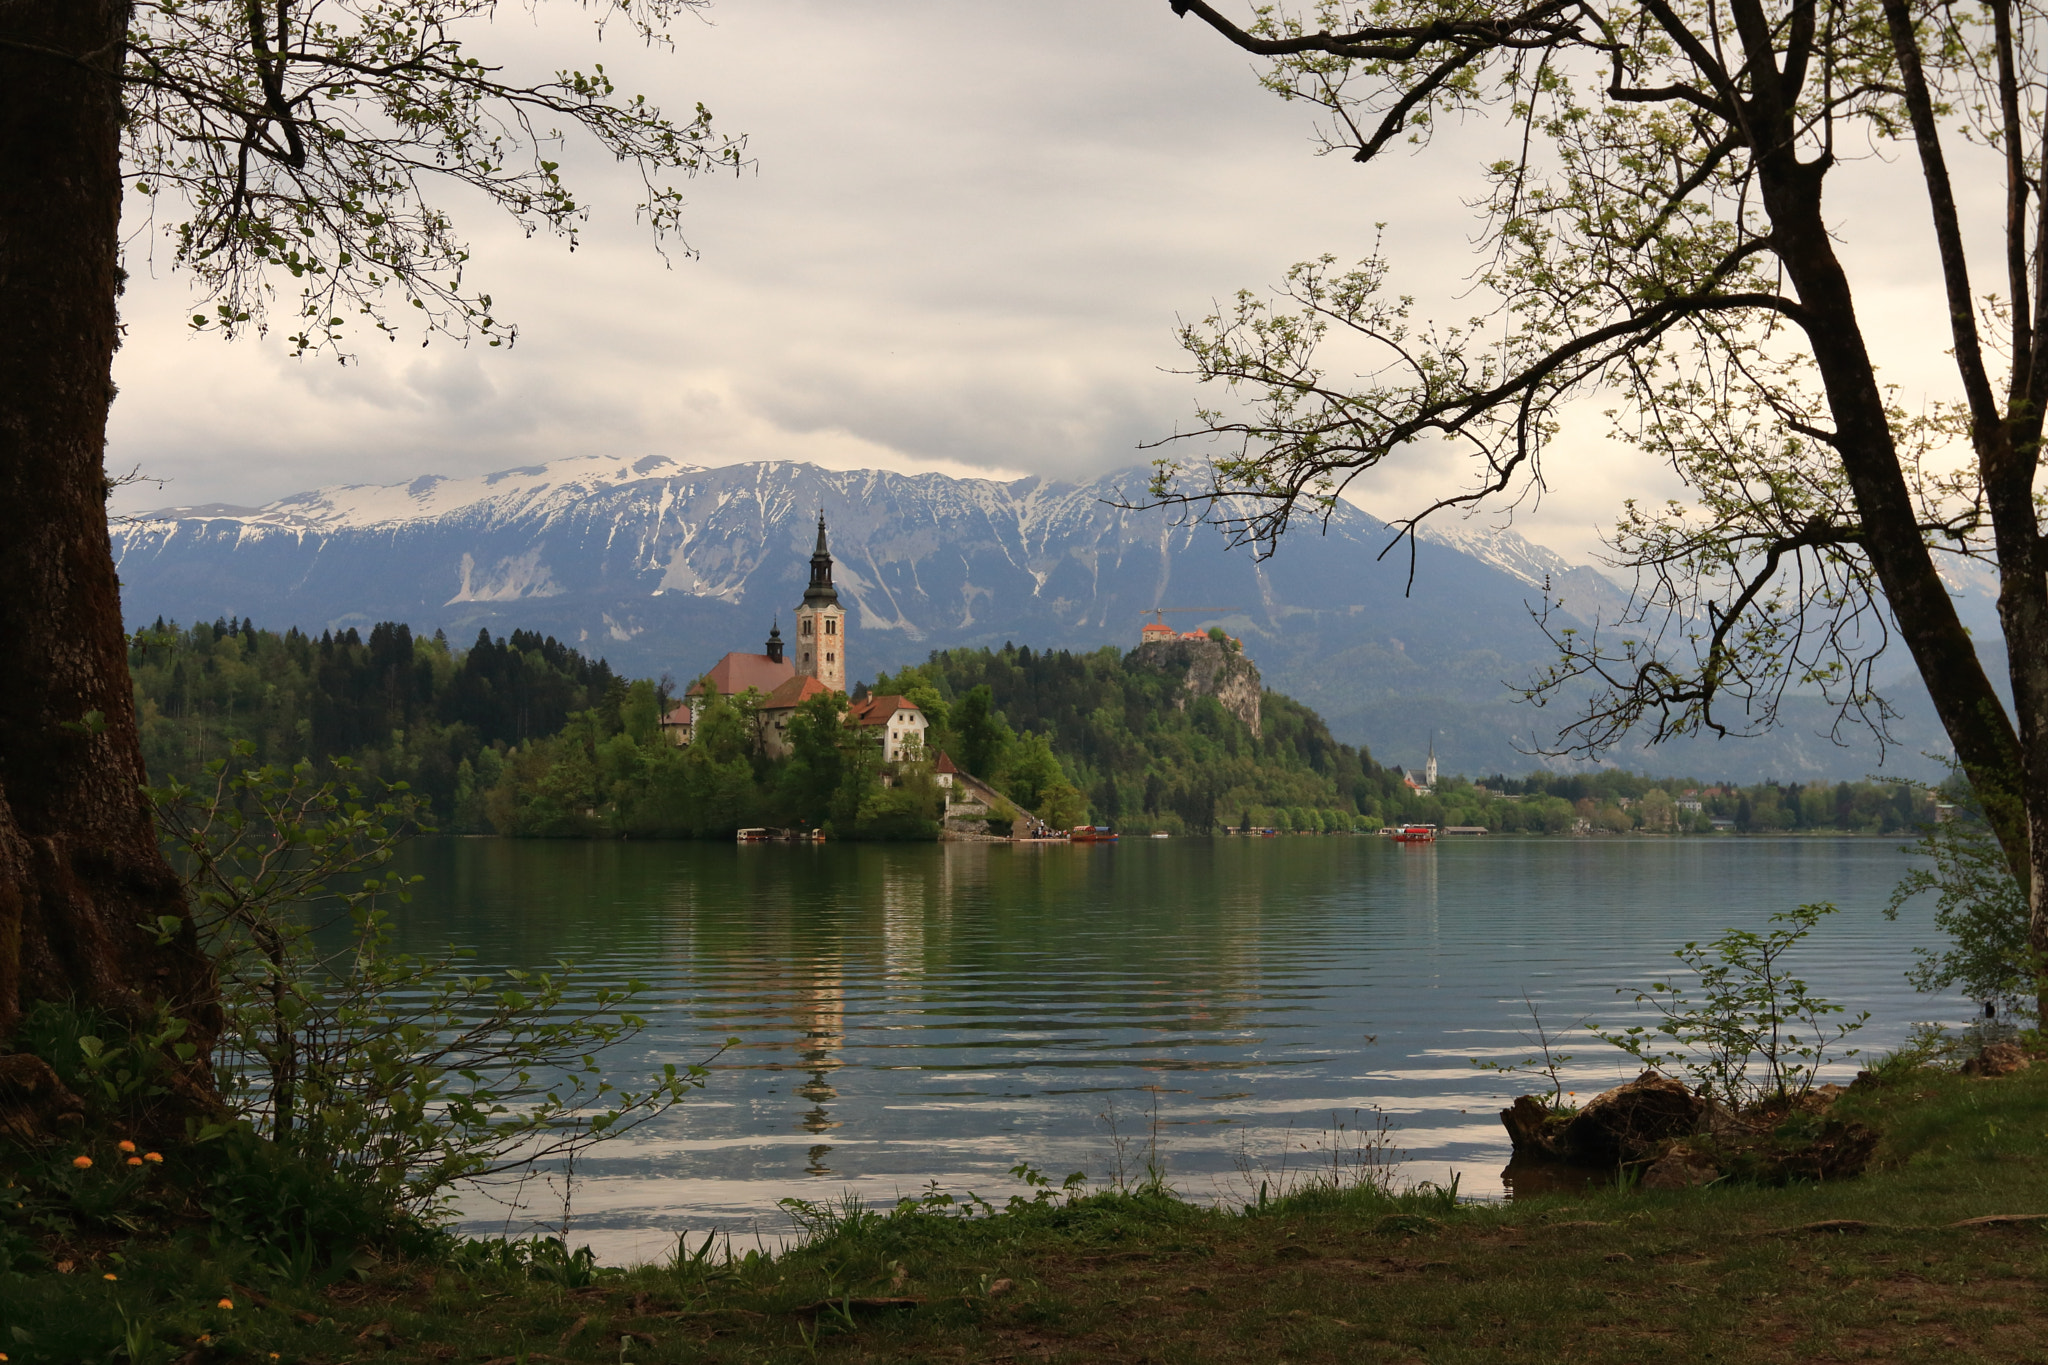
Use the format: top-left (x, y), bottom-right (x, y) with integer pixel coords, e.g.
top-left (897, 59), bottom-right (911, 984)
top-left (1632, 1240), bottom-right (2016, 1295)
top-left (1133, 636), bottom-right (1263, 739)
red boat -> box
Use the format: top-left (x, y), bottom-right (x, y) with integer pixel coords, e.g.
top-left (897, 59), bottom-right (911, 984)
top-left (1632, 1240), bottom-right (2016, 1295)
top-left (1390, 824), bottom-right (1438, 844)
top-left (1069, 825), bottom-right (1119, 843)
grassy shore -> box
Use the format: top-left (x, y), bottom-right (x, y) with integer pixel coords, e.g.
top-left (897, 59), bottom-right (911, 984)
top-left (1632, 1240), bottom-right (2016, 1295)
top-left (6, 1061), bottom-right (2048, 1364)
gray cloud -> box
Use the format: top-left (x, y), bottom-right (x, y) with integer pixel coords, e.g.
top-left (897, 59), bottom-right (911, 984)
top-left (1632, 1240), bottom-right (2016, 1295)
top-left (107, 0), bottom-right (1980, 566)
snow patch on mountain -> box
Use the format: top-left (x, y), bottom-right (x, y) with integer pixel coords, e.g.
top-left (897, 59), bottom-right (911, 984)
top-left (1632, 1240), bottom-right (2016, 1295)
top-left (113, 454), bottom-right (1954, 782)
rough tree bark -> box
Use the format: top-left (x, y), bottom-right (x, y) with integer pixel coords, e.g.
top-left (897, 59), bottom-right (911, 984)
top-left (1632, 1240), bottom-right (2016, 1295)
top-left (0, 0), bottom-right (219, 1123)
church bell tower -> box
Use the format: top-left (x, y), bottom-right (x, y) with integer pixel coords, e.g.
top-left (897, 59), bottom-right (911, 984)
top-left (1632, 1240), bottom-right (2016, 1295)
top-left (793, 514), bottom-right (846, 692)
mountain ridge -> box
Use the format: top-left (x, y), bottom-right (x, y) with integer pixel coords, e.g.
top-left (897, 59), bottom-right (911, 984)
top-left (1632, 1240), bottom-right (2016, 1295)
top-left (112, 454), bottom-right (1951, 782)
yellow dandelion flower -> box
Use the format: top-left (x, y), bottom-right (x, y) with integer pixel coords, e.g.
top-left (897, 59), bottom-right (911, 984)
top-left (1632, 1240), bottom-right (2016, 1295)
top-left (143, 1152), bottom-right (163, 1163)
top-left (126, 1157), bottom-right (143, 1166)
top-left (217, 1298), bottom-right (234, 1310)
top-left (71, 1155), bottom-right (92, 1169)
top-left (104, 1273), bottom-right (118, 1281)
top-left (117, 1140), bottom-right (136, 1153)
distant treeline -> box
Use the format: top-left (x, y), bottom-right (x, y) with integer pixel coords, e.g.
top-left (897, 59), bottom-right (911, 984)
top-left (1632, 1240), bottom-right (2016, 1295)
top-left (130, 617), bottom-right (618, 828)
top-left (130, 618), bottom-right (1938, 838)
top-left (130, 617), bottom-right (944, 839)
top-left (1458, 769), bottom-right (1935, 835)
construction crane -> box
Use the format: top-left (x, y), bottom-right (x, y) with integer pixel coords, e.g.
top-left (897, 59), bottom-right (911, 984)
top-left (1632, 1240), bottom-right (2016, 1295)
top-left (1140, 607), bottom-right (1240, 625)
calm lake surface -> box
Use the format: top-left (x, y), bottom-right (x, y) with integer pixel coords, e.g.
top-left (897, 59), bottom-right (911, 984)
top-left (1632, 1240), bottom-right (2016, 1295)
top-left (386, 835), bottom-right (1949, 1264)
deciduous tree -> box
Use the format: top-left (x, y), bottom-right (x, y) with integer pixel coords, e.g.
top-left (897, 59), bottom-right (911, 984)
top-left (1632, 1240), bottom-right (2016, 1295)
top-left (0, 0), bottom-right (739, 1106)
top-left (1153, 0), bottom-right (2048, 1015)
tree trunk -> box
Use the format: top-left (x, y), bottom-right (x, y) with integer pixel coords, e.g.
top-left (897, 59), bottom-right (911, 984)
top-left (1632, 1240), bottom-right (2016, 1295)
top-left (0, 0), bottom-right (219, 1123)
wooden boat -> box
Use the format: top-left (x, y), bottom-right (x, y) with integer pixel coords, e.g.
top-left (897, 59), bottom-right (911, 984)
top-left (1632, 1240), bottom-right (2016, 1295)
top-left (735, 827), bottom-right (772, 843)
top-left (1069, 825), bottom-right (1119, 843)
top-left (1390, 824), bottom-right (1438, 844)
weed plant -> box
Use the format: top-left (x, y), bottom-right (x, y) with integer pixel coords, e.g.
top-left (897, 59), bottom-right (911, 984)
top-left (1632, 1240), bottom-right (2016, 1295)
top-left (1592, 903), bottom-right (1868, 1110)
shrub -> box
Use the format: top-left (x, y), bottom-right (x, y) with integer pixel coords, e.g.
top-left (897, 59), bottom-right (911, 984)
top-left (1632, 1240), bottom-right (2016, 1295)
top-left (1593, 903), bottom-right (1867, 1109)
top-left (148, 746), bottom-right (721, 1219)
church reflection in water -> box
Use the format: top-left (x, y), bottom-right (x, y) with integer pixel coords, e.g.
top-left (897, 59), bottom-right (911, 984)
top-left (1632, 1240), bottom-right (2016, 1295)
top-left (792, 972), bottom-right (844, 1161)
top-left (772, 856), bottom-right (945, 1174)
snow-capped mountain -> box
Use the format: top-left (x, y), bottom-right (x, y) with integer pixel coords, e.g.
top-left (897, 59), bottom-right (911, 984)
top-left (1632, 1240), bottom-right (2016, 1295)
top-left (1411, 519), bottom-right (1635, 625)
top-left (112, 455), bottom-right (1951, 781)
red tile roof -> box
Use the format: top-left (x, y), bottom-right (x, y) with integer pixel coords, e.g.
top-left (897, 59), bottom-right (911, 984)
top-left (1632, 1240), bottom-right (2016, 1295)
top-left (934, 751), bottom-right (960, 774)
top-left (849, 694), bottom-right (921, 727)
top-left (686, 652), bottom-right (795, 699)
top-left (760, 675), bottom-right (831, 710)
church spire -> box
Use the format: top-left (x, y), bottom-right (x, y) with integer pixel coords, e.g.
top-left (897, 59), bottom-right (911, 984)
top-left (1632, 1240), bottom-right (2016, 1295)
top-left (803, 512), bottom-right (839, 608)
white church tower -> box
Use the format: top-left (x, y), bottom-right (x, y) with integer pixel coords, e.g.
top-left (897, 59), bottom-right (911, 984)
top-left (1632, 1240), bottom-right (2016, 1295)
top-left (1425, 737), bottom-right (1438, 790)
top-left (793, 514), bottom-right (846, 693)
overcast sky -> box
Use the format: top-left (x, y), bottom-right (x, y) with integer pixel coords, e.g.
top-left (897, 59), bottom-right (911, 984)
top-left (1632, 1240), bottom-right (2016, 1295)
top-left (106, 0), bottom-right (1988, 562)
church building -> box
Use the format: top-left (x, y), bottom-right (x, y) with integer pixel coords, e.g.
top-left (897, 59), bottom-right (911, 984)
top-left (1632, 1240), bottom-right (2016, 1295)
top-left (791, 515), bottom-right (846, 691)
top-left (662, 516), bottom-right (922, 762)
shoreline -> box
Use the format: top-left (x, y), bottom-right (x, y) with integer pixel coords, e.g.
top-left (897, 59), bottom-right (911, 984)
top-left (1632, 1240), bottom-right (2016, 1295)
top-left (9, 1059), bottom-right (2044, 1362)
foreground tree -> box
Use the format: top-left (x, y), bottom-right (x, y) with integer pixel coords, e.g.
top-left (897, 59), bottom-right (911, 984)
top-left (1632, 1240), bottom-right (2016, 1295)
top-left (0, 0), bottom-right (740, 1110)
top-left (1152, 0), bottom-right (2048, 1015)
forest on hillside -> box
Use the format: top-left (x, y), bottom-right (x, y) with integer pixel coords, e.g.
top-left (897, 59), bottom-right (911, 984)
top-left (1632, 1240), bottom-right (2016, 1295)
top-left (129, 616), bottom-right (617, 827)
top-left (874, 644), bottom-right (1396, 835)
top-left (130, 618), bottom-right (1937, 838)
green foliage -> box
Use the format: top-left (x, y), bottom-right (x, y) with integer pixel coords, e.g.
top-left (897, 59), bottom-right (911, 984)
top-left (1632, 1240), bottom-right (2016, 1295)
top-left (951, 685), bottom-right (1015, 786)
top-left (884, 645), bottom-right (1386, 831)
top-left (12, 1002), bottom-right (197, 1132)
top-left (148, 746), bottom-right (717, 1216)
top-left (1593, 904), bottom-right (1868, 1109)
top-left (125, 0), bottom-right (745, 355)
top-left (0, 1026), bottom-right (444, 1276)
top-left (1886, 772), bottom-right (2039, 1022)
top-left (132, 619), bottom-right (1931, 844)
top-left (447, 1234), bottom-right (614, 1288)
top-left (484, 678), bottom-right (940, 841)
top-left (130, 618), bottom-right (621, 829)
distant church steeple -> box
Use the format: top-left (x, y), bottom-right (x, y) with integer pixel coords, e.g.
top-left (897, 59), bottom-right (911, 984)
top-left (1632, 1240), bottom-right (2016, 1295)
top-left (765, 618), bottom-right (784, 665)
top-left (793, 513), bottom-right (846, 692)
top-left (802, 513), bottom-right (840, 608)
top-left (1425, 737), bottom-right (1438, 789)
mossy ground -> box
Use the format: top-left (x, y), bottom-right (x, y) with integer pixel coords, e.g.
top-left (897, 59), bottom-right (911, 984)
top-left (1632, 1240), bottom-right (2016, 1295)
top-left (5, 1062), bottom-right (2047, 1364)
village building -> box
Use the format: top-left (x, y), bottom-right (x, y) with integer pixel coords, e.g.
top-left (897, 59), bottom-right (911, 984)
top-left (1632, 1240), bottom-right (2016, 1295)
top-left (849, 693), bottom-right (929, 763)
top-left (756, 674), bottom-right (834, 759)
top-left (663, 516), bottom-right (846, 740)
top-left (660, 516), bottom-right (930, 765)
top-left (1138, 619), bottom-right (1243, 649)
top-left (1399, 739), bottom-right (1439, 796)
top-left (658, 623), bottom-right (794, 747)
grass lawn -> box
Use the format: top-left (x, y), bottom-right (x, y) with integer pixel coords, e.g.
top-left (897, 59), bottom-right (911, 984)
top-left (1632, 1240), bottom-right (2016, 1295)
top-left (5, 1061), bottom-right (2047, 1364)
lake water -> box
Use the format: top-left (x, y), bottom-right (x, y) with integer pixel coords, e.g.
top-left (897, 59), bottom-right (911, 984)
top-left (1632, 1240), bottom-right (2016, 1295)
top-left (384, 835), bottom-right (1951, 1264)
